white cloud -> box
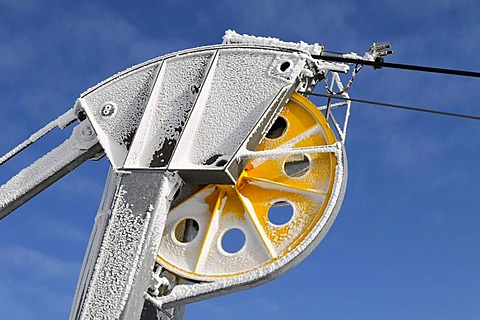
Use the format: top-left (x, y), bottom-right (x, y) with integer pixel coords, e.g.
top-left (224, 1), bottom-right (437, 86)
top-left (36, 218), bottom-right (89, 243)
top-left (0, 271), bottom-right (73, 318)
top-left (0, 245), bottom-right (80, 279)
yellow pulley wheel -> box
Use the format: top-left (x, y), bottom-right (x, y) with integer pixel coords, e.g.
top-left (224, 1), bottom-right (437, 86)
top-left (157, 93), bottom-right (342, 281)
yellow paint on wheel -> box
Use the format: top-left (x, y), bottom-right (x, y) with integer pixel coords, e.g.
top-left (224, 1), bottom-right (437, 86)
top-left (157, 93), bottom-right (339, 281)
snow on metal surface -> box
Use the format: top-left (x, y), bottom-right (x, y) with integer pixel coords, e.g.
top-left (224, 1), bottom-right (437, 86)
top-left (125, 51), bottom-right (215, 168)
top-left (158, 186), bottom-right (272, 280)
top-left (0, 108), bottom-right (76, 166)
top-left (75, 39), bottom-right (350, 312)
top-left (77, 172), bottom-right (179, 319)
top-left (169, 48), bottom-right (303, 169)
top-left (0, 28), bottom-right (356, 317)
top-left (0, 121), bottom-right (99, 219)
top-left (154, 95), bottom-right (344, 304)
top-left (79, 186), bottom-right (151, 319)
top-left (79, 44), bottom-right (311, 181)
top-left (151, 144), bottom-right (346, 308)
top-left (158, 187), bottom-right (213, 274)
top-left (223, 29), bottom-right (324, 56)
top-left (81, 63), bottom-right (160, 168)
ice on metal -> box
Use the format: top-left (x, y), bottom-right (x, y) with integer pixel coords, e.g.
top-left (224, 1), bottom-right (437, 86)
top-left (222, 30), bottom-right (324, 56)
top-left (0, 121), bottom-right (101, 220)
top-left (0, 108), bottom-right (77, 166)
top-left (80, 63), bottom-right (161, 168)
top-left (168, 48), bottom-right (303, 171)
top-left (125, 51), bottom-right (215, 168)
top-left (75, 172), bottom-right (181, 319)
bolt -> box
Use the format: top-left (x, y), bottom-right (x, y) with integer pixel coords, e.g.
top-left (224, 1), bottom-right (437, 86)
top-left (101, 102), bottom-right (116, 117)
top-left (81, 125), bottom-right (95, 140)
top-left (191, 84), bottom-right (200, 94)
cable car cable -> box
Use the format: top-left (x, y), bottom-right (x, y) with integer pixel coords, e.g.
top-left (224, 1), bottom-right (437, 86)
top-left (303, 92), bottom-right (480, 121)
top-left (312, 54), bottom-right (480, 78)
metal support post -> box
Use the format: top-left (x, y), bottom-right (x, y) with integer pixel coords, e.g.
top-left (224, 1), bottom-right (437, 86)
top-left (70, 170), bottom-right (182, 320)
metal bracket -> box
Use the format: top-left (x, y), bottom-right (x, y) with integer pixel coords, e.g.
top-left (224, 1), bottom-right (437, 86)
top-left (0, 120), bottom-right (103, 220)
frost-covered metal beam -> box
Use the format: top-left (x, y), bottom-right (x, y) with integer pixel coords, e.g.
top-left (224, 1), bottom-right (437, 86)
top-left (0, 120), bottom-right (103, 220)
top-left (0, 29), bottom-right (357, 319)
top-left (70, 171), bottom-right (181, 320)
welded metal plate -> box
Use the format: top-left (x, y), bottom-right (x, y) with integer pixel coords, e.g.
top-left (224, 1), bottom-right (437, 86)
top-left (167, 48), bottom-right (305, 180)
top-left (77, 45), bottom-right (309, 183)
top-left (79, 64), bottom-right (161, 168)
top-left (157, 94), bottom-right (342, 281)
top-left (124, 51), bottom-right (215, 169)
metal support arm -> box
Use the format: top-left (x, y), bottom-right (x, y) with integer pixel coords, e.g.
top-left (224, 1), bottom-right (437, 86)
top-left (0, 120), bottom-right (103, 220)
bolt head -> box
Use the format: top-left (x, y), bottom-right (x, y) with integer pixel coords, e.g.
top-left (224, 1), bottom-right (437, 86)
top-left (80, 125), bottom-right (95, 140)
top-left (101, 102), bottom-right (116, 117)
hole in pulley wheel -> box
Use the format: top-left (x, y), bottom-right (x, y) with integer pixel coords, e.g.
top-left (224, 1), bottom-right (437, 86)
top-left (266, 116), bottom-right (287, 139)
top-left (268, 201), bottom-right (294, 225)
top-left (174, 218), bottom-right (200, 243)
top-left (283, 155), bottom-right (310, 177)
top-left (221, 228), bottom-right (246, 254)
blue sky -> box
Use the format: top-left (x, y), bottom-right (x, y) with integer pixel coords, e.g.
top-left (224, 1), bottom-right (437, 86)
top-left (1, 0), bottom-right (479, 319)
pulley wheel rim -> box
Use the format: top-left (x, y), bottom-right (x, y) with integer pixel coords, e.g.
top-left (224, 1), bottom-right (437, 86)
top-left (157, 93), bottom-right (341, 281)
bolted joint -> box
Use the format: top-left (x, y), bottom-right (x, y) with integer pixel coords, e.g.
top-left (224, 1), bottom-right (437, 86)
top-left (72, 120), bottom-right (100, 150)
top-left (100, 101), bottom-right (117, 117)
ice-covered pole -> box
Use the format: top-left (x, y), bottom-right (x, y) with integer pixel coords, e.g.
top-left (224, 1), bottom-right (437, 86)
top-left (70, 170), bottom-right (181, 320)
